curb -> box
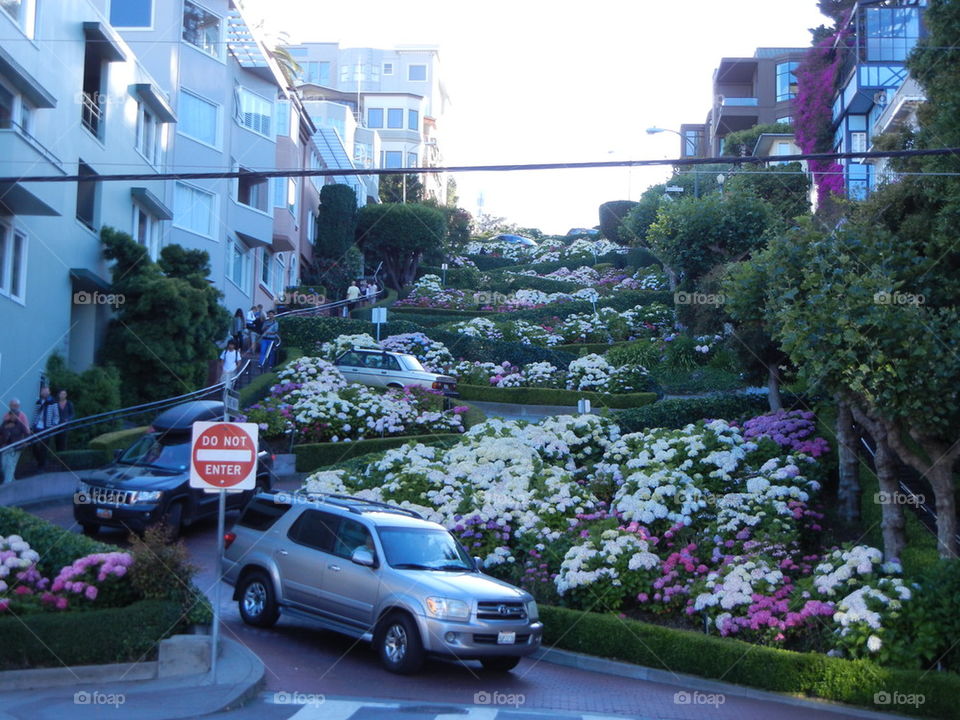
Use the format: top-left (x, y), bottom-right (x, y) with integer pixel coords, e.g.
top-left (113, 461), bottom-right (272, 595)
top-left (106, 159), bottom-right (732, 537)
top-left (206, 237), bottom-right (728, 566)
top-left (532, 647), bottom-right (916, 720)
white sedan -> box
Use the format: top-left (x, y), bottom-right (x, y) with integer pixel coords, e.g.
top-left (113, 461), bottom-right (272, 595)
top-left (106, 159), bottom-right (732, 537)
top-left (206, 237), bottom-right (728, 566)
top-left (333, 348), bottom-right (458, 396)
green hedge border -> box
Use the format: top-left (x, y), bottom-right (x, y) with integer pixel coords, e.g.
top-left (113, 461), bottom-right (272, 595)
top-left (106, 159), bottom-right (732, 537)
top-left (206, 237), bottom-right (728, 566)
top-left (0, 599), bottom-right (184, 670)
top-left (88, 426), bottom-right (149, 462)
top-left (238, 347), bottom-right (304, 408)
top-left (295, 432), bottom-right (467, 472)
top-left (540, 605), bottom-right (958, 719)
top-left (455, 384), bottom-right (657, 409)
top-left (552, 341), bottom-right (634, 355)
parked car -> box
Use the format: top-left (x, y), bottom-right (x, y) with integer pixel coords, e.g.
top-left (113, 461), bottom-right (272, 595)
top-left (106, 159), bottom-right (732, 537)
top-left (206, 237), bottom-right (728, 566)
top-left (492, 233), bottom-right (538, 247)
top-left (566, 227), bottom-right (599, 237)
top-left (222, 491), bottom-right (542, 674)
top-left (73, 401), bottom-right (273, 539)
top-left (333, 348), bottom-right (458, 396)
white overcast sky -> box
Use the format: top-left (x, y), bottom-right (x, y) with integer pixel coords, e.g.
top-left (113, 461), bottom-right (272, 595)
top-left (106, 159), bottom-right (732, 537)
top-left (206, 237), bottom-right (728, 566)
top-left (244, 0), bottom-right (829, 235)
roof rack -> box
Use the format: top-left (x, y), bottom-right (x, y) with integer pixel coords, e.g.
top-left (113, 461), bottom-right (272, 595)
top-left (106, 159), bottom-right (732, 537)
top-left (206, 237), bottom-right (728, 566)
top-left (269, 488), bottom-right (424, 519)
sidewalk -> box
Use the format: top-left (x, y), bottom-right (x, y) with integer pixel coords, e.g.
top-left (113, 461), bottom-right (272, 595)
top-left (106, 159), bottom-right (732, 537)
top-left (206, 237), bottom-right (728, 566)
top-left (0, 637), bottom-right (263, 720)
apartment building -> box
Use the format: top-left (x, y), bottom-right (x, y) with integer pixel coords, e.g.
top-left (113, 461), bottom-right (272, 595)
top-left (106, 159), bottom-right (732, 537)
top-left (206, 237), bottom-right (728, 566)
top-left (0, 0), bottom-right (324, 408)
top-left (289, 42), bottom-right (449, 204)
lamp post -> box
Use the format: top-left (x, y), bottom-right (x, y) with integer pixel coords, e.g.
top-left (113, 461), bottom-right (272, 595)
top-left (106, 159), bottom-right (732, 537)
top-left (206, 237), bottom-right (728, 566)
top-left (646, 126), bottom-right (699, 198)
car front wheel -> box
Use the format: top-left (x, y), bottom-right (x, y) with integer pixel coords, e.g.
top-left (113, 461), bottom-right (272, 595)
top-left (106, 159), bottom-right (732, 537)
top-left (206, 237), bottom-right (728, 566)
top-left (238, 572), bottom-right (279, 628)
top-left (375, 612), bottom-right (424, 674)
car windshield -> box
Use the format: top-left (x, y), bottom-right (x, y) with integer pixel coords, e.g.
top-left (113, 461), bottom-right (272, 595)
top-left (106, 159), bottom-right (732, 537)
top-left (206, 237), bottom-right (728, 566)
top-left (117, 433), bottom-right (190, 471)
top-left (378, 527), bottom-right (473, 570)
top-left (400, 355), bottom-right (425, 372)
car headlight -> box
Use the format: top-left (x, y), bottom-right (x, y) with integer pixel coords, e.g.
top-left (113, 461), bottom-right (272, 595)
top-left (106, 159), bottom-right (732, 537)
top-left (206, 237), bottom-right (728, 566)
top-left (525, 600), bottom-right (540, 622)
top-left (133, 490), bottom-right (163, 503)
top-left (425, 597), bottom-right (471, 621)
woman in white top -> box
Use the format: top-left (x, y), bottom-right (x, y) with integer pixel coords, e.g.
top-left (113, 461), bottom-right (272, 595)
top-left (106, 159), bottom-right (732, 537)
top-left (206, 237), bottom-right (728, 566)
top-left (219, 339), bottom-right (242, 387)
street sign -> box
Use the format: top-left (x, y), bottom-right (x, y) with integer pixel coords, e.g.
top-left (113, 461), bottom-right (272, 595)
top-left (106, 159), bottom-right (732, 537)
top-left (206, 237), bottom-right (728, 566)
top-left (189, 421), bottom-right (258, 492)
top-left (225, 389), bottom-right (240, 412)
top-left (577, 399), bottom-right (592, 414)
top-left (371, 307), bottom-right (387, 324)
top-left (665, 185), bottom-right (684, 192)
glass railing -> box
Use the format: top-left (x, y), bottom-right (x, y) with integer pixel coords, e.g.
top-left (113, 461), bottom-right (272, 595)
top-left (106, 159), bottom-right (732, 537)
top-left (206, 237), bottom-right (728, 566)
top-left (722, 97), bottom-right (759, 107)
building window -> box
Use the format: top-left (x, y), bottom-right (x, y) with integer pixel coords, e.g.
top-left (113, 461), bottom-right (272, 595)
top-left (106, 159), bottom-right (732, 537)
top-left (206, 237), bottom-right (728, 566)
top-left (850, 131), bottom-right (867, 153)
top-left (407, 152), bottom-right (417, 167)
top-left (178, 90), bottom-right (218, 146)
top-left (383, 62), bottom-right (393, 75)
top-left (182, 0), bottom-right (221, 59)
top-left (299, 61), bottom-right (330, 86)
top-left (306, 211), bottom-right (316, 244)
top-left (0, 222), bottom-right (26, 301)
top-left (387, 108), bottom-right (403, 129)
top-left (408, 109), bottom-right (419, 131)
top-left (865, 6), bottom-right (920, 62)
top-left (309, 151), bottom-right (323, 191)
top-left (408, 64), bottom-right (427, 81)
top-left (272, 254), bottom-right (285, 296)
top-left (260, 249), bottom-right (271, 286)
top-left (174, 182), bottom-right (215, 237)
top-left (110, 0), bottom-right (152, 27)
top-left (272, 177), bottom-right (285, 207)
top-left (1, 0), bottom-right (35, 37)
top-left (383, 150), bottom-right (402, 169)
top-left (0, 83), bottom-right (13, 129)
top-left (777, 116), bottom-right (793, 125)
top-left (775, 141), bottom-right (792, 156)
top-left (229, 241), bottom-right (249, 289)
top-left (236, 88), bottom-right (272, 137)
top-left (776, 62), bottom-right (799, 102)
top-left (275, 100), bottom-right (290, 137)
top-left (287, 178), bottom-right (298, 216)
top-left (133, 204), bottom-right (161, 260)
top-left (135, 103), bottom-right (162, 165)
top-left (76, 162), bottom-right (99, 231)
top-left (367, 107), bottom-right (383, 128)
top-left (237, 170), bottom-right (269, 213)
top-left (682, 130), bottom-right (701, 158)
top-left (80, 42), bottom-right (106, 139)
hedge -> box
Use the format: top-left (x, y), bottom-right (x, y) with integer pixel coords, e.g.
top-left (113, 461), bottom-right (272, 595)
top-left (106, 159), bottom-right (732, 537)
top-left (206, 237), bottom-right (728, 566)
top-left (552, 341), bottom-right (634, 355)
top-left (88, 426), bottom-right (149, 461)
top-left (616, 393), bottom-right (773, 433)
top-left (349, 289), bottom-right (399, 321)
top-left (505, 290), bottom-right (674, 323)
top-left (539, 605), bottom-right (959, 719)
top-left (456, 384), bottom-right (657, 410)
top-left (0, 505), bottom-right (117, 577)
top-left (470, 255), bottom-right (521, 271)
top-left (295, 433), bottom-right (467, 472)
top-left (238, 347), bottom-right (304, 408)
top-left (0, 599), bottom-right (184, 670)
top-left (46, 449), bottom-right (106, 470)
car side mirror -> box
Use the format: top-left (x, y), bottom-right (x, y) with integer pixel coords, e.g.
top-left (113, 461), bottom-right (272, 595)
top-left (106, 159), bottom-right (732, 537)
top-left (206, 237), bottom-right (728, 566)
top-left (473, 556), bottom-right (483, 572)
top-left (113, 448), bottom-right (123, 460)
top-left (351, 546), bottom-right (376, 567)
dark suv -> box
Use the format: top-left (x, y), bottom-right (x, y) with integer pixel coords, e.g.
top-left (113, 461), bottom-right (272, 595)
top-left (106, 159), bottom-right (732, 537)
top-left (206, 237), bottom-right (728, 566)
top-left (73, 401), bottom-right (273, 538)
top-left (222, 491), bottom-right (542, 674)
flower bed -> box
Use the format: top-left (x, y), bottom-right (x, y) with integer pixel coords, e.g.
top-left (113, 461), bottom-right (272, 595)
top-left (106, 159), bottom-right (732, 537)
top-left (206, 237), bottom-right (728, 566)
top-left (453, 384), bottom-right (657, 409)
top-left (453, 355), bottom-right (655, 395)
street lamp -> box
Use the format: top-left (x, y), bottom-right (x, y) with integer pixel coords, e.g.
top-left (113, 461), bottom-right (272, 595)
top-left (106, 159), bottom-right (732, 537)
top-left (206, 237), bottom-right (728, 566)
top-left (646, 126), bottom-right (699, 198)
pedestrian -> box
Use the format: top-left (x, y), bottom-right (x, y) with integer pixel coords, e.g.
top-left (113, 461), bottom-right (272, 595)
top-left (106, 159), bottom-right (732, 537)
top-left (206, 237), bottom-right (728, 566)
top-left (220, 339), bottom-right (242, 387)
top-left (246, 304), bottom-right (262, 353)
top-left (259, 310), bottom-right (281, 369)
top-left (358, 280), bottom-right (368, 306)
top-left (365, 280), bottom-right (378, 305)
top-left (231, 308), bottom-right (245, 350)
top-left (54, 389), bottom-right (74, 452)
top-left (1, 399), bottom-right (30, 485)
top-left (346, 281), bottom-right (361, 314)
top-left (32, 386), bottom-right (59, 471)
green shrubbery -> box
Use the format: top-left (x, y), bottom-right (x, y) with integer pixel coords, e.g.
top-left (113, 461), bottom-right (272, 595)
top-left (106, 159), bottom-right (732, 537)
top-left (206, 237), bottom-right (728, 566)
top-left (539, 605), bottom-right (960, 719)
top-left (617, 394), bottom-right (772, 433)
top-left (88, 426), bottom-right (149, 461)
top-left (651, 366), bottom-right (746, 394)
top-left (0, 506), bottom-right (115, 577)
top-left (295, 433), bottom-right (466, 472)
top-left (456, 384), bottom-right (657, 409)
top-left (507, 290), bottom-right (673, 323)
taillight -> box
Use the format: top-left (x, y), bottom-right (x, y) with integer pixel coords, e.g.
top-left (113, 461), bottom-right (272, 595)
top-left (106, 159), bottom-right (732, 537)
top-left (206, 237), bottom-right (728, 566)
top-left (224, 531), bottom-right (236, 550)
top-left (432, 381), bottom-right (442, 389)
top-left (270, 454), bottom-right (276, 463)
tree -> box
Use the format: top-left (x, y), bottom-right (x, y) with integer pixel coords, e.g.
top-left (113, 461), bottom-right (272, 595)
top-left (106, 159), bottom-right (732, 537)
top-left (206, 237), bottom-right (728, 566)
top-left (356, 203), bottom-right (446, 291)
top-left (598, 201), bottom-right (637, 244)
top-left (379, 173), bottom-right (424, 204)
top-left (315, 184), bottom-right (357, 257)
top-left (99, 228), bottom-right (229, 406)
top-left (720, 122), bottom-right (793, 158)
top-left (444, 206), bottom-right (473, 248)
top-left (727, 162), bottom-right (811, 229)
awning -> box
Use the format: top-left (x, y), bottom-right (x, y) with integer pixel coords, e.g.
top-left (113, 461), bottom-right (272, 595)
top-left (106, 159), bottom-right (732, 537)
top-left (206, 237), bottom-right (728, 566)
top-left (0, 182), bottom-right (59, 216)
top-left (131, 187), bottom-right (172, 220)
top-left (82, 21), bottom-right (127, 62)
top-left (69, 268), bottom-right (111, 293)
top-left (130, 83), bottom-right (176, 123)
top-left (0, 46), bottom-right (56, 108)
top-left (235, 230), bottom-right (270, 249)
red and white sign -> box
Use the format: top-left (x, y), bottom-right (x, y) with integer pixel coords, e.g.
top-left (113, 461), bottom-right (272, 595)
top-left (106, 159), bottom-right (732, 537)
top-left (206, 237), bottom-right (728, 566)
top-left (189, 421), bottom-right (258, 492)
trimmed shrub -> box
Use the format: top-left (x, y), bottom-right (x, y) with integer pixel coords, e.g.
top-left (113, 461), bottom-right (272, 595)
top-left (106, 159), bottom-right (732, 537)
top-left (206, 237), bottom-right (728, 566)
top-left (295, 433), bottom-right (466, 472)
top-left (539, 605), bottom-right (960, 719)
top-left (555, 341), bottom-right (634, 355)
top-left (0, 506), bottom-right (116, 578)
top-left (418, 265), bottom-right (483, 289)
top-left (456, 384), bottom-right (657, 410)
top-left (507, 290), bottom-right (674, 323)
top-left (47, 449), bottom-right (106, 471)
top-left (0, 599), bottom-right (184, 670)
top-left (88, 426), bottom-right (149, 461)
top-left (617, 394), bottom-right (772, 433)
top-left (598, 200), bottom-right (638, 244)
top-left (471, 255), bottom-right (519, 271)
top-left (651, 366), bottom-right (747, 394)
top-left (237, 347), bottom-right (304, 408)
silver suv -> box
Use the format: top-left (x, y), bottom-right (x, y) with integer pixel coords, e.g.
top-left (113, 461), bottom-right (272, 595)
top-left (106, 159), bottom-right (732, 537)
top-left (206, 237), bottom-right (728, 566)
top-left (221, 491), bottom-right (542, 674)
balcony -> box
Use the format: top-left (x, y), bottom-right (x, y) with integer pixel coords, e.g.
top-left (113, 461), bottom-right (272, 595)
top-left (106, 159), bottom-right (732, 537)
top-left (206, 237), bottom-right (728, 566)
top-left (721, 97), bottom-right (759, 107)
top-left (81, 92), bottom-right (102, 137)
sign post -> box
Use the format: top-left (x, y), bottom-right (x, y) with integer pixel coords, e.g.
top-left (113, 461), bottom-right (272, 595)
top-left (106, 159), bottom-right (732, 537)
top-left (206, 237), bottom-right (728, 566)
top-left (189, 421), bottom-right (258, 680)
top-left (372, 306), bottom-right (387, 342)
top-left (577, 398), bottom-right (592, 415)
top-left (441, 262), bottom-right (449, 286)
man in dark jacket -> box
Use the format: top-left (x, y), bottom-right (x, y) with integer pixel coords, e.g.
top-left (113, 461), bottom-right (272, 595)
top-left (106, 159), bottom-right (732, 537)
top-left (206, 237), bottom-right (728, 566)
top-left (32, 386), bottom-right (59, 471)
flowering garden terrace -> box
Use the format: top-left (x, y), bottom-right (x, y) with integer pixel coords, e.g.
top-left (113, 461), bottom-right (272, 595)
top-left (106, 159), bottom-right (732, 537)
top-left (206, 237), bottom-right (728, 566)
top-left (299, 408), bottom-right (960, 716)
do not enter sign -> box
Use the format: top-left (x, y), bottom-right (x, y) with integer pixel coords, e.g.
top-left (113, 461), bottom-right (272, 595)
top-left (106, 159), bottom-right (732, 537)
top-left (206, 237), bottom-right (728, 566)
top-left (189, 421), bottom-right (259, 492)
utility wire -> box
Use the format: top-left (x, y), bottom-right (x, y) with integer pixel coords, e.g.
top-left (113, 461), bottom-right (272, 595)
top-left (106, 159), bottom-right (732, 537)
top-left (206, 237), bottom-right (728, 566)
top-left (1, 147), bottom-right (958, 184)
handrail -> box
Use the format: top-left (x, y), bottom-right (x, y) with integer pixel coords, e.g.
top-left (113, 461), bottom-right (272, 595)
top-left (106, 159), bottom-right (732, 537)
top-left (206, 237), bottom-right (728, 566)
top-left (275, 288), bottom-right (384, 319)
top-left (0, 357), bottom-right (253, 456)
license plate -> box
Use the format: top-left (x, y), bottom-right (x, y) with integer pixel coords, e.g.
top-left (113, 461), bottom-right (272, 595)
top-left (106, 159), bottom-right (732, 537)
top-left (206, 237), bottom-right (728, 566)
top-left (96, 508), bottom-right (113, 519)
top-left (497, 631), bottom-right (516, 645)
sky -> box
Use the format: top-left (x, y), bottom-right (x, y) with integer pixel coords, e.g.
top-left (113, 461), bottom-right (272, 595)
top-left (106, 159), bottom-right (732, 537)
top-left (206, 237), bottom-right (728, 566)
top-left (243, 0), bottom-right (830, 235)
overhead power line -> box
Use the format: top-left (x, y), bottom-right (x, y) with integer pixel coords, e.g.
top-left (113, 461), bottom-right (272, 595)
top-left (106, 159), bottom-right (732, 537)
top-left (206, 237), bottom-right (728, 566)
top-left (1, 147), bottom-right (958, 185)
